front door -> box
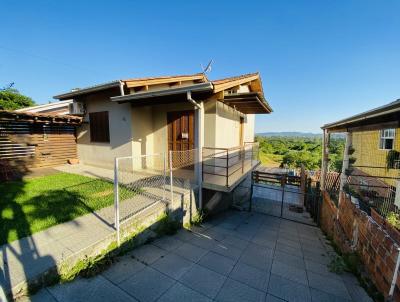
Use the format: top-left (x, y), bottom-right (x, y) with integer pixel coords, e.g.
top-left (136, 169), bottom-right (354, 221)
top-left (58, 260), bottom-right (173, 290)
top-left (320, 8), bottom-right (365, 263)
top-left (167, 110), bottom-right (195, 152)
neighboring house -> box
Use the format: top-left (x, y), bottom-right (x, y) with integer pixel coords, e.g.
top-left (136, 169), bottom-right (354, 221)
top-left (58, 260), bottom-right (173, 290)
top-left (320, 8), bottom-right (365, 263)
top-left (0, 110), bottom-right (81, 178)
top-left (53, 72), bottom-right (272, 194)
top-left (322, 99), bottom-right (400, 211)
top-left (15, 99), bottom-right (73, 115)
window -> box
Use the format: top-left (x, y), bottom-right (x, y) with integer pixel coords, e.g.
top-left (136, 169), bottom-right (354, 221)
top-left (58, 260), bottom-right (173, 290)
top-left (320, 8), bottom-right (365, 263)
top-left (89, 111), bottom-right (110, 143)
top-left (379, 128), bottom-right (395, 150)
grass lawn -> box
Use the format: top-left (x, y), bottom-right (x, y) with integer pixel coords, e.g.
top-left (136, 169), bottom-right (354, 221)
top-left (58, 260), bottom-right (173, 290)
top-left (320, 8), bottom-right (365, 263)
top-left (259, 151), bottom-right (283, 167)
top-left (0, 172), bottom-right (134, 245)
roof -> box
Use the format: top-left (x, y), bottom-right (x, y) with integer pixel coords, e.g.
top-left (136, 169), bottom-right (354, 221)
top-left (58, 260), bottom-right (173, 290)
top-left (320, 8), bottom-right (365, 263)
top-left (54, 74), bottom-right (207, 100)
top-left (16, 99), bottom-right (73, 114)
top-left (123, 73), bottom-right (207, 88)
top-left (54, 80), bottom-right (121, 100)
top-left (54, 71), bottom-right (272, 114)
top-left (322, 99), bottom-right (400, 132)
top-left (0, 110), bottom-right (82, 125)
top-left (212, 72), bottom-right (259, 85)
top-left (212, 73), bottom-right (262, 93)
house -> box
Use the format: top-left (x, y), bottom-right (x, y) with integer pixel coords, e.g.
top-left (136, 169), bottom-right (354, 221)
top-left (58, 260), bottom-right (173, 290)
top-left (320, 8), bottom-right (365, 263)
top-left (15, 99), bottom-right (73, 115)
top-left (53, 72), bottom-right (272, 196)
top-left (321, 99), bottom-right (400, 214)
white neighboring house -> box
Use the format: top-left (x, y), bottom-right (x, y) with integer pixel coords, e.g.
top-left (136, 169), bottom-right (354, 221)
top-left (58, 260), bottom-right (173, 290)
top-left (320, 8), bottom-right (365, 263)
top-left (16, 99), bottom-right (73, 115)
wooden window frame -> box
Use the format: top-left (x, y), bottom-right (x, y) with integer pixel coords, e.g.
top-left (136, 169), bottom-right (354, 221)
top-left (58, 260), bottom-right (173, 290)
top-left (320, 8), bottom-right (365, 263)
top-left (379, 128), bottom-right (395, 150)
top-left (89, 111), bottom-right (110, 143)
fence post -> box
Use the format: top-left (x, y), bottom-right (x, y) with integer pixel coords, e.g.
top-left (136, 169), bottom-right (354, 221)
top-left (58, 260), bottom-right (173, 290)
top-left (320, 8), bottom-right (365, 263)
top-left (315, 181), bottom-right (321, 222)
top-left (163, 152), bottom-right (166, 202)
top-left (241, 147), bottom-right (245, 174)
top-left (249, 171), bottom-right (254, 212)
top-left (389, 248), bottom-right (400, 297)
top-left (169, 150), bottom-right (173, 211)
top-left (280, 175), bottom-right (285, 217)
top-left (226, 150), bottom-right (229, 187)
top-left (114, 157), bottom-right (120, 246)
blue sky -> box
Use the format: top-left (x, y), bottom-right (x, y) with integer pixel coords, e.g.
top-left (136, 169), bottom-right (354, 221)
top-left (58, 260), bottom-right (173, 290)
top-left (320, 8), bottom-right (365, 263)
top-left (1, 0), bottom-right (399, 133)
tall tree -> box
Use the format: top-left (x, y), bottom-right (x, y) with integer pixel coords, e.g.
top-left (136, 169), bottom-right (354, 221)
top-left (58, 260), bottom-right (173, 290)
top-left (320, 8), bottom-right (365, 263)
top-left (0, 87), bottom-right (35, 110)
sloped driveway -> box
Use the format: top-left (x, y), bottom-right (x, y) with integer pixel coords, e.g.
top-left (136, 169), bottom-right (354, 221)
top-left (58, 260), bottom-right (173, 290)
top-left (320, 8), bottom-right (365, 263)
top-left (24, 211), bottom-right (372, 302)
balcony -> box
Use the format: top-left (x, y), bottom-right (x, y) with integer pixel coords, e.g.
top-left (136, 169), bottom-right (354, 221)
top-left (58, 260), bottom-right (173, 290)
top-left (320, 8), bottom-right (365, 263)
top-left (202, 142), bottom-right (260, 192)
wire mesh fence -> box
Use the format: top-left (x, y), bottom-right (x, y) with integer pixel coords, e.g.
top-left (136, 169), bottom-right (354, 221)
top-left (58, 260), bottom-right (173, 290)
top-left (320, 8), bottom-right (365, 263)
top-left (324, 129), bottom-right (400, 218)
top-left (114, 153), bottom-right (167, 227)
top-left (168, 148), bottom-right (198, 191)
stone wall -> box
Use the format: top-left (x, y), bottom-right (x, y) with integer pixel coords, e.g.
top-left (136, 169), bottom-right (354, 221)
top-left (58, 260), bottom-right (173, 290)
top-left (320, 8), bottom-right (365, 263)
top-left (320, 191), bottom-right (400, 300)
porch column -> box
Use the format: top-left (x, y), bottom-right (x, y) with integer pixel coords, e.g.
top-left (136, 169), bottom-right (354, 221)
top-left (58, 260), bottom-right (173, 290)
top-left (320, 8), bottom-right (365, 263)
top-left (321, 129), bottom-right (330, 191)
top-left (339, 131), bottom-right (352, 204)
top-left (194, 102), bottom-right (204, 209)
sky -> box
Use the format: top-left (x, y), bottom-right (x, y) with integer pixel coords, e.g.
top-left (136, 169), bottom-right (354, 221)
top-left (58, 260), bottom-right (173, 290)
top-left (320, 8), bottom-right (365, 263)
top-left (1, 0), bottom-right (399, 133)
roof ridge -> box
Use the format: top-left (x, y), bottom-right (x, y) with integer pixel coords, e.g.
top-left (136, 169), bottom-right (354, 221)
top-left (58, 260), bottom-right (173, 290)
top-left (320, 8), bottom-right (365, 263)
top-left (122, 73), bottom-right (205, 82)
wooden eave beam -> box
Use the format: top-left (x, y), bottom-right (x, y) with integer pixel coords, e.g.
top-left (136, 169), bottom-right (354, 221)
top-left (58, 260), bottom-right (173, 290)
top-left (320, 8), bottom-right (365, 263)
top-left (213, 75), bottom-right (259, 93)
top-left (125, 75), bottom-right (205, 88)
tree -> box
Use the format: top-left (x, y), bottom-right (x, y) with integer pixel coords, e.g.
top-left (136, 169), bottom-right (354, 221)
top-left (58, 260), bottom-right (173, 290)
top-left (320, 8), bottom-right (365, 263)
top-left (0, 88), bottom-right (35, 110)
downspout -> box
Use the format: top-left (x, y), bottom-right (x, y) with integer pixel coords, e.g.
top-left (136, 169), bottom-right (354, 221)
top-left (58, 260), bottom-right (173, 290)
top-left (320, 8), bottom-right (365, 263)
top-left (119, 81), bottom-right (125, 96)
top-left (187, 91), bottom-right (203, 210)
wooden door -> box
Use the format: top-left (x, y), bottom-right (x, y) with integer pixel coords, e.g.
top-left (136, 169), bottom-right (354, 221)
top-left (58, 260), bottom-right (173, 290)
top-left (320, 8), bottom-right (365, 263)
top-left (167, 111), bottom-right (195, 152)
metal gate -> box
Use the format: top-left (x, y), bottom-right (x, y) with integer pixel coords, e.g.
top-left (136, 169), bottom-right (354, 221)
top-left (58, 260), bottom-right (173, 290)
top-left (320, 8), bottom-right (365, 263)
top-left (250, 170), bottom-right (321, 226)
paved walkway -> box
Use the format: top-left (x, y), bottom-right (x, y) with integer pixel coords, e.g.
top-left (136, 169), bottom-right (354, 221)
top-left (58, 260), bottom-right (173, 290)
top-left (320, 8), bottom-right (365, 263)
top-left (23, 211), bottom-right (372, 302)
top-left (1, 165), bottom-right (193, 300)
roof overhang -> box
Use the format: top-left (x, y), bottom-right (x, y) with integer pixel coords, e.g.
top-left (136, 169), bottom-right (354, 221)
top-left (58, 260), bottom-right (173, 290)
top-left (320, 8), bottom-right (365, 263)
top-left (110, 82), bottom-right (214, 105)
top-left (322, 99), bottom-right (400, 132)
top-left (222, 92), bottom-right (272, 114)
top-left (54, 81), bottom-right (121, 100)
top-left (0, 110), bottom-right (82, 125)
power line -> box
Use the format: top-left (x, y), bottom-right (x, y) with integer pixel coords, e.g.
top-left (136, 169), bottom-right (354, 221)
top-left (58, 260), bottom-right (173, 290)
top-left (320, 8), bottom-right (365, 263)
top-left (0, 44), bottom-right (103, 74)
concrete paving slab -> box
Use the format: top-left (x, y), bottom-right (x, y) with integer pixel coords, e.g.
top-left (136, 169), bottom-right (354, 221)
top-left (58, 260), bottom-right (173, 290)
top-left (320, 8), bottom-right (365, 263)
top-left (271, 260), bottom-right (308, 286)
top-left (304, 259), bottom-right (342, 280)
top-left (212, 242), bottom-right (243, 261)
top-left (275, 242), bottom-right (303, 258)
top-left (119, 266), bottom-right (175, 302)
top-left (128, 243), bottom-right (167, 265)
top-left (179, 264), bottom-right (226, 299)
top-left (151, 253), bottom-right (194, 280)
top-left (268, 274), bottom-right (311, 302)
top-left (310, 288), bottom-right (352, 302)
top-left (47, 275), bottom-right (137, 302)
top-left (173, 242), bottom-right (208, 263)
top-left (220, 235), bottom-right (250, 250)
top-left (239, 244), bottom-right (273, 271)
top-left (101, 256), bottom-right (146, 284)
top-left (229, 262), bottom-right (270, 292)
top-left (273, 250), bottom-right (305, 270)
top-left (265, 294), bottom-right (285, 302)
top-left (307, 271), bottom-right (351, 300)
top-left (215, 278), bottom-right (266, 302)
top-left (158, 282), bottom-right (212, 302)
top-left (198, 251), bottom-right (236, 276)
top-left (152, 236), bottom-right (184, 252)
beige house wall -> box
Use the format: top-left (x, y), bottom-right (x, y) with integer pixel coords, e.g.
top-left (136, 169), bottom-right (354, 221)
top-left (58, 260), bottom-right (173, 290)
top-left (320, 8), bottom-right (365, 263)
top-left (214, 101), bottom-right (255, 148)
top-left (76, 92), bottom-right (133, 169)
top-left (77, 96), bottom-right (256, 169)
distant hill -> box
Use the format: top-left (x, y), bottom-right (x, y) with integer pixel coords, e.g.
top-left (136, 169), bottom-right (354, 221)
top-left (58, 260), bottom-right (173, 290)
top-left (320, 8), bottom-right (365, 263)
top-left (256, 132), bottom-right (321, 138)
top-left (256, 132), bottom-right (345, 139)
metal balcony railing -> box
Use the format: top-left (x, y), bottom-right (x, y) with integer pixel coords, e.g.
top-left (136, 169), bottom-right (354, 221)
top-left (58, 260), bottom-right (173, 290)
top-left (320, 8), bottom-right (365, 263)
top-left (202, 142), bottom-right (260, 188)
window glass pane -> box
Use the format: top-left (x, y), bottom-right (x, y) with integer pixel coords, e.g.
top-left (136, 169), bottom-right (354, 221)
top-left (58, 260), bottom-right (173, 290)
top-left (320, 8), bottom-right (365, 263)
top-left (385, 138), bottom-right (394, 150)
